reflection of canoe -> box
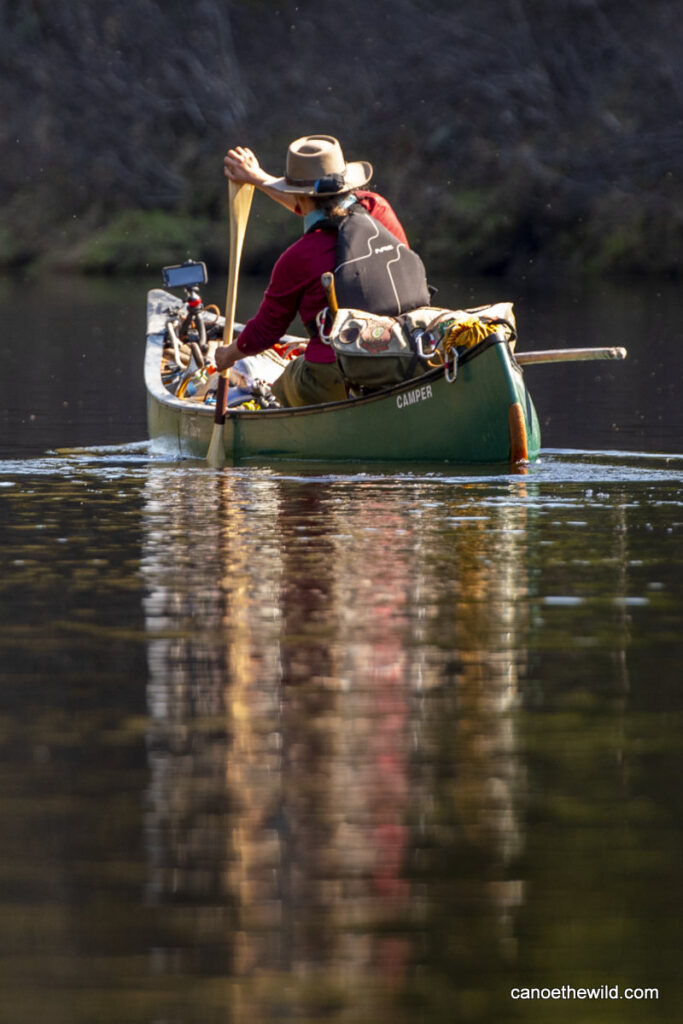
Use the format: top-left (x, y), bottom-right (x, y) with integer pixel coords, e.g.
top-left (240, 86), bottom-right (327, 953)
top-left (146, 288), bottom-right (541, 464)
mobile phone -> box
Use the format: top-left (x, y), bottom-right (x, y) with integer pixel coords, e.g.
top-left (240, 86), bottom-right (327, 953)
top-left (162, 261), bottom-right (208, 289)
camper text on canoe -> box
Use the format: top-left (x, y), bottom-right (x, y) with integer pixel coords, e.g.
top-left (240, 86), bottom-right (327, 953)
top-left (396, 383), bottom-right (434, 410)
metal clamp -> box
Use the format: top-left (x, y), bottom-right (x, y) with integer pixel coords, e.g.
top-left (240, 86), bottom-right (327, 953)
top-left (444, 348), bottom-right (459, 383)
top-left (413, 330), bottom-right (438, 360)
top-left (316, 307), bottom-right (334, 344)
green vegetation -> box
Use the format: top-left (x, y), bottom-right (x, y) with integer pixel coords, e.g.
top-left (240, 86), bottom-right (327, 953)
top-left (56, 211), bottom-right (219, 274)
top-left (1, 0), bottom-right (681, 277)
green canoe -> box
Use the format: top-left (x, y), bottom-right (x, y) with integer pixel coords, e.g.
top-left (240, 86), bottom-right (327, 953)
top-left (145, 288), bottom-right (541, 464)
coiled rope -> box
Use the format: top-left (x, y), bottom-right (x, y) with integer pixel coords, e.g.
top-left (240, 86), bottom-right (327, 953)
top-left (440, 317), bottom-right (501, 359)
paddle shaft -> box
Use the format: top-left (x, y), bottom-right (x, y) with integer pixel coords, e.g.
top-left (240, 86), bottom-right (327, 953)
top-left (207, 182), bottom-right (254, 466)
top-left (515, 346), bottom-right (627, 365)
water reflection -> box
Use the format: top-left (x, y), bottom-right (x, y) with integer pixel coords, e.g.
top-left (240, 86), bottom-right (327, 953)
top-left (1, 451), bottom-right (681, 1022)
top-left (140, 468), bottom-right (533, 1018)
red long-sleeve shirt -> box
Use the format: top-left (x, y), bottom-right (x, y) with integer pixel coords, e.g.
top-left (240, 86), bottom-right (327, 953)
top-left (236, 191), bottom-right (410, 364)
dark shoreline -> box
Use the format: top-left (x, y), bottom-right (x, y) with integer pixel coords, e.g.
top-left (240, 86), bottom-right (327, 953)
top-left (2, 0), bottom-right (681, 279)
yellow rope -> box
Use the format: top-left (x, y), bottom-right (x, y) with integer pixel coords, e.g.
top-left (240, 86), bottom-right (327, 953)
top-left (441, 318), bottom-right (499, 357)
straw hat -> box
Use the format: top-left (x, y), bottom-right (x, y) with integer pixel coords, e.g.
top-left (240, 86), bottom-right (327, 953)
top-left (269, 135), bottom-right (372, 195)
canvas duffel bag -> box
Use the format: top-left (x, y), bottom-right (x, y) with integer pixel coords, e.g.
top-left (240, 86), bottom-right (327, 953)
top-left (320, 309), bottom-right (431, 392)
top-left (321, 302), bottom-right (517, 392)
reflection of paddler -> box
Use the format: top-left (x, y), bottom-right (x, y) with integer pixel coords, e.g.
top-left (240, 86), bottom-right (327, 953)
top-left (227, 482), bottom-right (342, 978)
top-left (225, 483), bottom-right (419, 989)
top-left (213, 135), bottom-right (429, 406)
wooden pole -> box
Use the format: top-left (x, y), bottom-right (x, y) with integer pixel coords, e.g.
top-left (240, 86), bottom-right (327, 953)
top-left (321, 272), bottom-right (339, 314)
top-left (515, 346), bottom-right (627, 365)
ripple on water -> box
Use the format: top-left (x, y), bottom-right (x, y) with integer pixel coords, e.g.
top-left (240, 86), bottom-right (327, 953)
top-left (1, 444), bottom-right (681, 487)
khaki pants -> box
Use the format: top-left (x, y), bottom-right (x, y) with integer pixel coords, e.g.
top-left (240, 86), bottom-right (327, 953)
top-left (271, 356), bottom-right (348, 407)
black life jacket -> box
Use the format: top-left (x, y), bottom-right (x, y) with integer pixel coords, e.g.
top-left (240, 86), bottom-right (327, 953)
top-left (313, 203), bottom-right (431, 317)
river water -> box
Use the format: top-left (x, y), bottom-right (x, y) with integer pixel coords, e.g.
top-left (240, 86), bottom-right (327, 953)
top-left (0, 272), bottom-right (681, 1023)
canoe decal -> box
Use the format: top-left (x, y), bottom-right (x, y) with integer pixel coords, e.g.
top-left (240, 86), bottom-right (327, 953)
top-left (396, 383), bottom-right (434, 410)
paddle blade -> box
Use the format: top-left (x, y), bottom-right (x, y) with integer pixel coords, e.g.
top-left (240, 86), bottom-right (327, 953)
top-left (206, 420), bottom-right (226, 468)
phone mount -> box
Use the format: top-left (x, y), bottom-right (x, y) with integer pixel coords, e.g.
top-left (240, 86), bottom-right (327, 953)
top-left (162, 261), bottom-right (210, 350)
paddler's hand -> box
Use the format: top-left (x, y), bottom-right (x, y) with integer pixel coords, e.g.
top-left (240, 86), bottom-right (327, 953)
top-left (223, 147), bottom-right (270, 188)
top-left (223, 145), bottom-right (300, 212)
top-left (214, 341), bottom-right (241, 373)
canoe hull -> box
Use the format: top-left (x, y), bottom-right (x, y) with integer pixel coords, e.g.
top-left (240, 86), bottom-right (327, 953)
top-left (145, 291), bottom-right (541, 464)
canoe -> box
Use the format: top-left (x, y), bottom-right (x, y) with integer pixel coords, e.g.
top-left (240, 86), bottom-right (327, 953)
top-left (145, 287), bottom-right (541, 464)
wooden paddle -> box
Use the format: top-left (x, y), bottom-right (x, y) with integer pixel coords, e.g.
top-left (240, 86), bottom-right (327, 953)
top-left (515, 346), bottom-right (627, 365)
top-left (206, 180), bottom-right (254, 467)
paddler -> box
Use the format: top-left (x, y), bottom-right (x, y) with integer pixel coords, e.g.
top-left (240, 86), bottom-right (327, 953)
top-left (214, 135), bottom-right (429, 406)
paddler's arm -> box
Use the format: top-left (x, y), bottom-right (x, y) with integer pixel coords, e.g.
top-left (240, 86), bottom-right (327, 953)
top-left (223, 146), bottom-right (300, 213)
top-left (214, 238), bottom-right (308, 372)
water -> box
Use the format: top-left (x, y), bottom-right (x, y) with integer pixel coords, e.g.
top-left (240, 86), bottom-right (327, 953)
top-left (0, 273), bottom-right (681, 1023)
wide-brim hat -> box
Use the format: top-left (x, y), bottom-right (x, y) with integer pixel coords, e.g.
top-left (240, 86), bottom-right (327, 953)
top-left (269, 135), bottom-right (373, 196)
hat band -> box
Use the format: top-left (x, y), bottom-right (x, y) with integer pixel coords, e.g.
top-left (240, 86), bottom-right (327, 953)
top-left (285, 176), bottom-right (320, 187)
top-left (286, 172), bottom-right (347, 193)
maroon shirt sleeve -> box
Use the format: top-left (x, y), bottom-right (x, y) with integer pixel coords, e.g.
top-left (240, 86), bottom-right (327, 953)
top-left (235, 233), bottom-right (335, 358)
top-left (236, 191), bottom-right (410, 357)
